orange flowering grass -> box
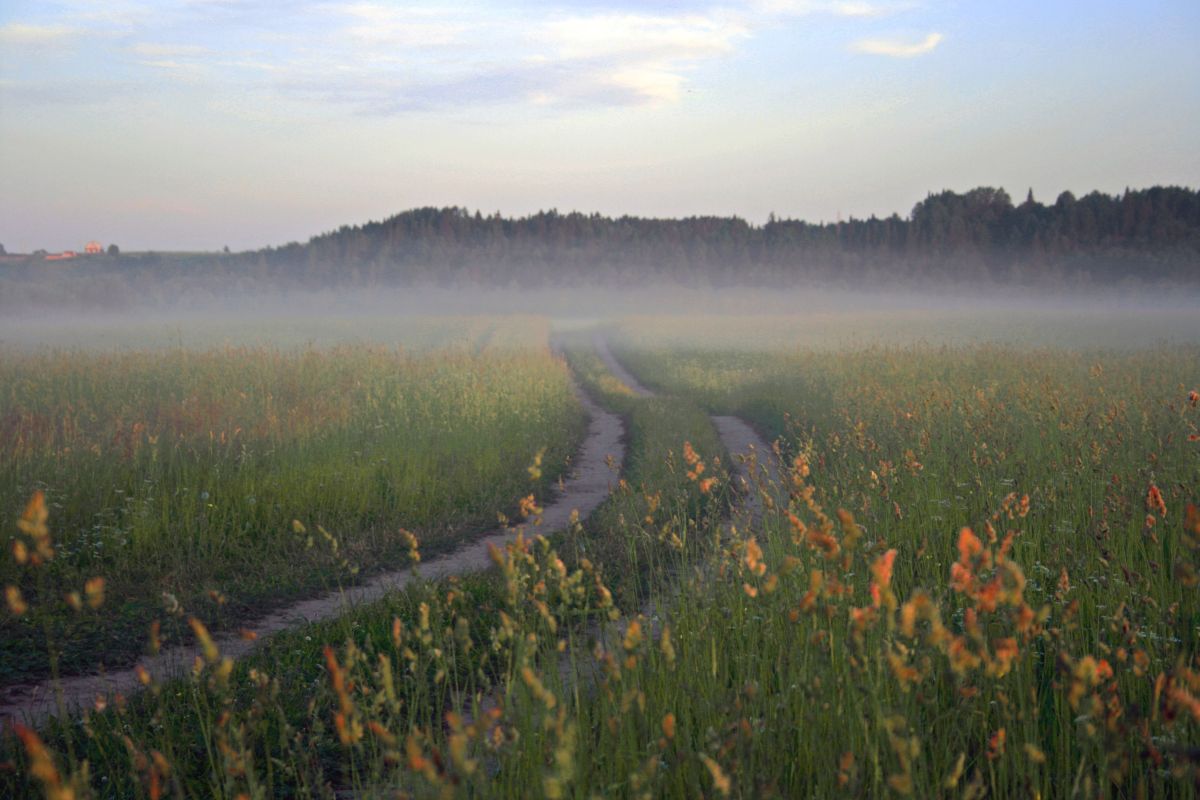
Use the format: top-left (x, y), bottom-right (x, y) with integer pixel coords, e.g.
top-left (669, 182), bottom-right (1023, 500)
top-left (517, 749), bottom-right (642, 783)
top-left (0, 336), bottom-right (586, 684)
top-left (4, 329), bottom-right (1199, 799)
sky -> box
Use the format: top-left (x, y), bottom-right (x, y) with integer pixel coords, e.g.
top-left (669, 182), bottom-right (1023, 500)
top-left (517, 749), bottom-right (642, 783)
top-left (1, 0), bottom-right (1198, 253)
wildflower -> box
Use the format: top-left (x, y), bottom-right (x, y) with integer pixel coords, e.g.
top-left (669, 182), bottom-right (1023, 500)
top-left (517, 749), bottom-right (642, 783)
top-left (957, 527), bottom-right (983, 563)
top-left (987, 728), bottom-right (1006, 760)
top-left (1146, 483), bottom-right (1167, 517)
top-left (528, 447), bottom-right (545, 481)
top-left (792, 454), bottom-right (810, 478)
top-left (743, 538), bottom-right (766, 576)
top-left (189, 617), bottom-right (219, 664)
top-left (16, 491), bottom-right (54, 564)
top-left (661, 713), bottom-right (676, 739)
top-left (5, 585), bottom-right (27, 616)
top-left (520, 666), bottom-right (557, 709)
top-left (888, 648), bottom-right (922, 689)
top-left (807, 527), bottom-right (841, 559)
top-left (14, 725), bottom-right (71, 800)
top-left (836, 508), bottom-right (862, 549)
top-left (837, 752), bottom-right (855, 788)
top-left (660, 624), bottom-right (676, 667)
top-left (405, 735), bottom-right (435, 779)
top-left (871, 549), bottom-right (897, 587)
top-left (942, 752), bottom-right (966, 789)
top-left (1069, 656), bottom-right (1113, 710)
top-left (1168, 682), bottom-right (1200, 722)
top-left (448, 727), bottom-right (476, 776)
top-left (367, 721), bottom-right (397, 746)
top-left (700, 755), bottom-right (731, 797)
top-left (949, 561), bottom-right (975, 595)
top-left (887, 773), bottom-right (913, 795)
top-left (989, 637), bottom-right (1019, 678)
top-left (85, 577), bottom-right (105, 609)
top-left (870, 548), bottom-right (898, 610)
top-left (975, 577), bottom-right (1001, 612)
top-left (518, 494), bottom-right (543, 520)
top-left (948, 636), bottom-right (982, 675)
top-left (623, 619), bottom-right (643, 653)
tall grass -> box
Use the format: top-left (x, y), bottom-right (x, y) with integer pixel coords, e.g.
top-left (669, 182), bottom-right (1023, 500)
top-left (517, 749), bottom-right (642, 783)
top-left (1, 331), bottom-right (586, 683)
top-left (4, 319), bottom-right (1199, 798)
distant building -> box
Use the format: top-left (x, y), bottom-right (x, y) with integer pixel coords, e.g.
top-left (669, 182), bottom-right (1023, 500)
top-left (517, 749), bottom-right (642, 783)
top-left (85, 241), bottom-right (103, 254)
top-left (45, 250), bottom-right (77, 261)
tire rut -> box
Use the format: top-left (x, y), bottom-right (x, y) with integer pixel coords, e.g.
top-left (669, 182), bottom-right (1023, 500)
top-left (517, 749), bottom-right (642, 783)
top-left (1, 380), bottom-right (625, 727)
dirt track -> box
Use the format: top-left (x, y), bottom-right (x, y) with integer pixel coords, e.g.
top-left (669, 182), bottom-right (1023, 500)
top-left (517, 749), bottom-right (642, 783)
top-left (1, 379), bottom-right (624, 726)
top-left (591, 332), bottom-right (781, 514)
top-left (3, 337), bottom-right (782, 727)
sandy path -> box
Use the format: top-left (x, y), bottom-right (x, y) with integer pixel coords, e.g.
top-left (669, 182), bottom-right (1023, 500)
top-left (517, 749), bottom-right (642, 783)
top-left (712, 415), bottom-right (782, 524)
top-left (592, 332), bottom-right (781, 511)
top-left (3, 339), bottom-right (783, 730)
top-left (1, 382), bottom-right (625, 727)
top-left (592, 333), bottom-right (654, 397)
top-left (528, 342), bottom-right (784, 709)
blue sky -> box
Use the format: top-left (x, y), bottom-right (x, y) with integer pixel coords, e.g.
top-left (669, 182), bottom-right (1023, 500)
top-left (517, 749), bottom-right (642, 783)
top-left (1, 0), bottom-right (1197, 252)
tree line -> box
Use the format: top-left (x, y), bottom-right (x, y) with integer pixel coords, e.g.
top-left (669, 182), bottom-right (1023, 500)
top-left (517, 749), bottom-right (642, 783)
top-left (255, 185), bottom-right (1200, 286)
top-left (3, 186), bottom-right (1199, 310)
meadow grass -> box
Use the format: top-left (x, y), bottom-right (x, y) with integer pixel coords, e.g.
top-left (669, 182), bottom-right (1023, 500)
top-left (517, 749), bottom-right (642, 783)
top-left (4, 316), bottom-right (1200, 798)
top-left (1, 333), bottom-right (731, 798)
top-left (599, 319), bottom-right (1200, 796)
top-left (1, 320), bottom-right (587, 683)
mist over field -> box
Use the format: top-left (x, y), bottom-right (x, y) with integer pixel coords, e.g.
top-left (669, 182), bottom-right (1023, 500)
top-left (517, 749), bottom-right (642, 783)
top-left (4, 1), bottom-right (1200, 796)
top-left (4, 285), bottom-right (1199, 356)
top-left (4, 186), bottom-right (1198, 330)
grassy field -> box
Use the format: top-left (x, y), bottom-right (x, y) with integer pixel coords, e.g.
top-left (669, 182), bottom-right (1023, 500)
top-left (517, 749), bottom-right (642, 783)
top-left (602, 318), bottom-right (1200, 797)
top-left (4, 313), bottom-right (1200, 798)
top-left (1, 331), bottom-right (732, 798)
top-left (0, 318), bottom-right (587, 684)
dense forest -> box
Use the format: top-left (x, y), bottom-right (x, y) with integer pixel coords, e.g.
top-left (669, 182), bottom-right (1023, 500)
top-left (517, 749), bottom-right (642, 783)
top-left (275, 185), bottom-right (1200, 285)
top-left (3, 186), bottom-right (1199, 309)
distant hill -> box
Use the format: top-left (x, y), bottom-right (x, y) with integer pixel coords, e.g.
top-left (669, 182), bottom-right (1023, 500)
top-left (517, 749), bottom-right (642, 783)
top-left (3, 186), bottom-right (1199, 310)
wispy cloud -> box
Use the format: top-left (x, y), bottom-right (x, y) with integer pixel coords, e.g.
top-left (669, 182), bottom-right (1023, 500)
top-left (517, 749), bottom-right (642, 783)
top-left (337, 3), bottom-right (468, 47)
top-left (538, 13), bottom-right (746, 61)
top-left (0, 22), bottom-right (79, 45)
top-left (751, 0), bottom-right (914, 18)
top-left (0, 1), bottom-right (930, 114)
top-left (267, 6), bottom-right (752, 110)
top-left (850, 31), bottom-right (942, 57)
top-left (528, 12), bottom-right (749, 104)
top-left (0, 78), bottom-right (134, 105)
top-left (129, 42), bottom-right (213, 58)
